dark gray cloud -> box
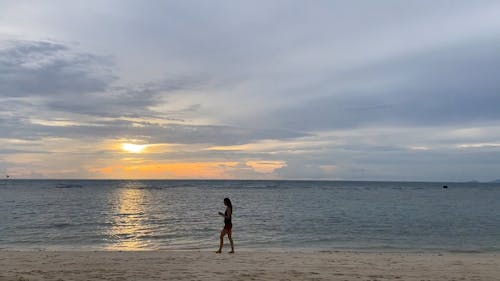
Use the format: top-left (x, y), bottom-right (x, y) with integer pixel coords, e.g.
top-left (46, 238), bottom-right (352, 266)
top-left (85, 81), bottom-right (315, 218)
top-left (0, 116), bottom-right (307, 145)
top-left (0, 148), bottom-right (46, 154)
top-left (0, 39), bottom-right (307, 146)
top-left (0, 40), bottom-right (208, 120)
top-left (45, 76), bottom-right (203, 118)
top-left (0, 40), bottom-right (113, 97)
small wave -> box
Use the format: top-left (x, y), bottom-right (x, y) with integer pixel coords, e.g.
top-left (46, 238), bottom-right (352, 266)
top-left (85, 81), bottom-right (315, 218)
top-left (116, 212), bottom-right (144, 216)
top-left (447, 248), bottom-right (497, 254)
top-left (51, 222), bottom-right (72, 228)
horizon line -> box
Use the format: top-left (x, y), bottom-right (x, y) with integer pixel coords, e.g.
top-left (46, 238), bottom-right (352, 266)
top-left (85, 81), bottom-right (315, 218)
top-left (2, 178), bottom-right (499, 184)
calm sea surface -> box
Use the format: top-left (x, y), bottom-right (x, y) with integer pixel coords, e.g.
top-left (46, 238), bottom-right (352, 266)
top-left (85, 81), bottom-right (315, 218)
top-left (0, 180), bottom-right (499, 252)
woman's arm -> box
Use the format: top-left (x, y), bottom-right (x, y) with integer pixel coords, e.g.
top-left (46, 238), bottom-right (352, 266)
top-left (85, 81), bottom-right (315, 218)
top-left (218, 207), bottom-right (231, 219)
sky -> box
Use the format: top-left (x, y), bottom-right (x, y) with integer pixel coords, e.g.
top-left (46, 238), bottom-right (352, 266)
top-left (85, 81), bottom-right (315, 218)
top-left (1, 0), bottom-right (500, 181)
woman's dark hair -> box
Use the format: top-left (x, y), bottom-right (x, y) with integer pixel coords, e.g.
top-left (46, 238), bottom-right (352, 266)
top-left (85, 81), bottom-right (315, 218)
top-left (224, 198), bottom-right (232, 210)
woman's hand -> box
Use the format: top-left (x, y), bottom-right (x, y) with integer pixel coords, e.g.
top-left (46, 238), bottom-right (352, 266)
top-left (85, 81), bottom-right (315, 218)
top-left (218, 212), bottom-right (224, 216)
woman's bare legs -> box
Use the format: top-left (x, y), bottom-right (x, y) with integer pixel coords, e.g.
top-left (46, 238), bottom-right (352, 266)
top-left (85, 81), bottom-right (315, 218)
top-left (228, 231), bottom-right (234, 253)
top-left (216, 228), bottom-right (227, 253)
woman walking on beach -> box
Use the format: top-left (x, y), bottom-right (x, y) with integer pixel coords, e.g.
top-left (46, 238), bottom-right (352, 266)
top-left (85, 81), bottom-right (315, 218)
top-left (216, 198), bottom-right (234, 253)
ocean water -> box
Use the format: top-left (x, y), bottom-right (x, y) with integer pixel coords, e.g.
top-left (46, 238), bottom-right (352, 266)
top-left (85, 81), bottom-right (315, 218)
top-left (0, 180), bottom-right (499, 252)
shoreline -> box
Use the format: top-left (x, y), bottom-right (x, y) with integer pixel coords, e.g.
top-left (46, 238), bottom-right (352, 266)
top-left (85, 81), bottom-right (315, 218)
top-left (3, 246), bottom-right (499, 254)
top-left (1, 250), bottom-right (498, 281)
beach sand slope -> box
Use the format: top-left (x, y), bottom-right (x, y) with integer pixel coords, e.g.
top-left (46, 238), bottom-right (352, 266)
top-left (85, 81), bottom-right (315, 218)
top-left (0, 251), bottom-right (498, 281)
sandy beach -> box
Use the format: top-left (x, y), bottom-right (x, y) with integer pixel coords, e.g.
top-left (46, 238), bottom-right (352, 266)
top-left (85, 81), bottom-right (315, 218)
top-left (0, 250), bottom-right (498, 281)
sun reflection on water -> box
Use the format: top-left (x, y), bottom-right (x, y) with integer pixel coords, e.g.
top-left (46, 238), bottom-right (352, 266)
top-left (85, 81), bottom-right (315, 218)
top-left (107, 183), bottom-right (152, 250)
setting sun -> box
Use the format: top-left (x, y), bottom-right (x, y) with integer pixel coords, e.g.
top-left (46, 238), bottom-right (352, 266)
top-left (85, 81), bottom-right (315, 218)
top-left (122, 143), bottom-right (147, 153)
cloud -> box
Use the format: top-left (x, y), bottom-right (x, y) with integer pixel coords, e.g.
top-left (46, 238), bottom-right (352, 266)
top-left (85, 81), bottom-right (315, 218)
top-left (0, 39), bottom-right (310, 147)
top-left (44, 75), bottom-right (209, 119)
top-left (246, 160), bottom-right (287, 174)
top-left (457, 143), bottom-right (500, 149)
top-left (0, 40), bottom-right (113, 97)
top-left (258, 36), bottom-right (500, 132)
top-left (0, 39), bottom-right (209, 122)
top-left (0, 117), bottom-right (307, 146)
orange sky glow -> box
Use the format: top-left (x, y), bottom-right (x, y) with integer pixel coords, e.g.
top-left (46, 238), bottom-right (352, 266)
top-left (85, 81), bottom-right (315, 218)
top-left (91, 162), bottom-right (240, 179)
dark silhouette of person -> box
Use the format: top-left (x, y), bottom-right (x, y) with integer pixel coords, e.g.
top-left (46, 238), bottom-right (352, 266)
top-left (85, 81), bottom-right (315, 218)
top-left (216, 198), bottom-right (234, 253)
